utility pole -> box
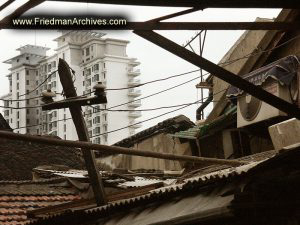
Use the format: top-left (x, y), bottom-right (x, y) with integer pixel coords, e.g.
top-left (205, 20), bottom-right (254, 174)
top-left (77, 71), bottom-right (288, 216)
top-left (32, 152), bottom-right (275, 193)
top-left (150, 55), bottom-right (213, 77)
top-left (55, 58), bottom-right (107, 205)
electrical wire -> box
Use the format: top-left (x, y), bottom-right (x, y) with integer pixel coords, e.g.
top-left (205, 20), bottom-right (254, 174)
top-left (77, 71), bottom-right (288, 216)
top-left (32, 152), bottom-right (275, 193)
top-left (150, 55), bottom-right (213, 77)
top-left (19, 70), bottom-right (58, 97)
top-left (89, 99), bottom-right (221, 112)
top-left (106, 69), bottom-right (201, 91)
top-left (90, 87), bottom-right (230, 138)
top-left (0, 95), bottom-right (41, 102)
top-left (10, 75), bottom-right (204, 130)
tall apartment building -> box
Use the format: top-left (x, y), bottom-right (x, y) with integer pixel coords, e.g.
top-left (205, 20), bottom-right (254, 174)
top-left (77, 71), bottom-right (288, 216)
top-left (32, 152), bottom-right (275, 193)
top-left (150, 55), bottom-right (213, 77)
top-left (1, 31), bottom-right (142, 145)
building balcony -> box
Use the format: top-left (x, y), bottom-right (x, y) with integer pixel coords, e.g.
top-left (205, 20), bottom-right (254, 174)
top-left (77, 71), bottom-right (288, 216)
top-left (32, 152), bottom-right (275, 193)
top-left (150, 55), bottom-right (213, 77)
top-left (128, 111), bottom-right (142, 118)
top-left (128, 79), bottom-right (141, 87)
top-left (129, 59), bottom-right (140, 66)
top-left (127, 69), bottom-right (140, 77)
top-left (128, 100), bottom-right (141, 108)
top-left (128, 89), bottom-right (142, 97)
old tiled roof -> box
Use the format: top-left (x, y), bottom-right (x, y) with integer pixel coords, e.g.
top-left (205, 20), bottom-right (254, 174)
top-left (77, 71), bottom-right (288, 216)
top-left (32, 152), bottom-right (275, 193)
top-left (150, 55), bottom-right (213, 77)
top-left (0, 114), bottom-right (12, 131)
top-left (113, 115), bottom-right (194, 148)
top-left (0, 136), bottom-right (84, 180)
top-left (0, 178), bottom-right (81, 225)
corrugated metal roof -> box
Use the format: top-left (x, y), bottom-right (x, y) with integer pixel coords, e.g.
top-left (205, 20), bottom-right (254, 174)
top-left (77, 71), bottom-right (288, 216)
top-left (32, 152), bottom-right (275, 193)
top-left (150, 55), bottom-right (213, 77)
top-left (28, 148), bottom-right (291, 225)
top-left (30, 155), bottom-right (272, 224)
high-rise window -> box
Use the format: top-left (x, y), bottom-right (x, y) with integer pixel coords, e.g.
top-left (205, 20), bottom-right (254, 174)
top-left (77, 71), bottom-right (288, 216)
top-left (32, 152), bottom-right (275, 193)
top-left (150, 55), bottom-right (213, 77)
top-left (86, 47), bottom-right (90, 56)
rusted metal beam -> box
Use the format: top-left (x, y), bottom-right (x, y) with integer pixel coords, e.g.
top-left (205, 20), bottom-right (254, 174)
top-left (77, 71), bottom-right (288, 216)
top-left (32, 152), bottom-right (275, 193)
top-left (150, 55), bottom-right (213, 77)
top-left (133, 30), bottom-right (300, 119)
top-left (2, 21), bottom-right (300, 30)
top-left (41, 95), bottom-right (107, 110)
top-left (0, 0), bottom-right (15, 12)
top-left (58, 58), bottom-right (107, 206)
top-left (0, 130), bottom-right (246, 166)
top-left (45, 0), bottom-right (300, 8)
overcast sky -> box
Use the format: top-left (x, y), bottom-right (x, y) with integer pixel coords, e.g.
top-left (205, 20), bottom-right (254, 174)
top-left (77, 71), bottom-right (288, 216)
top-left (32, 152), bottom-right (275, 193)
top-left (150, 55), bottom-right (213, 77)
top-left (0, 1), bottom-right (281, 132)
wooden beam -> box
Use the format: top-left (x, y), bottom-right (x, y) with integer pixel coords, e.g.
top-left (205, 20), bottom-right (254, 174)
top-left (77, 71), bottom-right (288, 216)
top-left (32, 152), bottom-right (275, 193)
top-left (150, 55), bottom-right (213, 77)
top-left (42, 96), bottom-right (107, 110)
top-left (58, 58), bottom-right (107, 206)
top-left (0, 0), bottom-right (15, 12)
top-left (147, 8), bottom-right (201, 23)
top-left (133, 30), bottom-right (300, 119)
top-left (2, 21), bottom-right (300, 30)
top-left (0, 130), bottom-right (247, 166)
top-left (126, 22), bottom-right (300, 30)
top-left (0, 0), bottom-right (44, 25)
top-left (45, 0), bottom-right (300, 8)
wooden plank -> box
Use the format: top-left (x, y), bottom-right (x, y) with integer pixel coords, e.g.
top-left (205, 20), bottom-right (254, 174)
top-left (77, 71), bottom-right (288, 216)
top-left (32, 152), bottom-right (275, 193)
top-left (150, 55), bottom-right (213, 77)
top-left (133, 30), bottom-right (300, 119)
top-left (58, 58), bottom-right (107, 205)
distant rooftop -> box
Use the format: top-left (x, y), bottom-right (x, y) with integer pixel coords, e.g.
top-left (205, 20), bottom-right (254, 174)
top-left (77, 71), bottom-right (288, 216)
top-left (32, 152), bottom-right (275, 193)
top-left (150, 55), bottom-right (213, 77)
top-left (16, 44), bottom-right (50, 52)
top-left (54, 30), bottom-right (106, 42)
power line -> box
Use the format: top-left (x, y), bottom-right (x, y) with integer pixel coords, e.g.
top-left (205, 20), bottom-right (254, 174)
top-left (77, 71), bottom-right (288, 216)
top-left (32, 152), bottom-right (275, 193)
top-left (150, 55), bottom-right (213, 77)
top-left (0, 95), bottom-right (41, 102)
top-left (10, 75), bottom-right (203, 130)
top-left (90, 87), bottom-right (229, 139)
top-left (89, 99), bottom-right (221, 112)
top-left (106, 69), bottom-right (201, 91)
top-left (19, 70), bottom-right (58, 97)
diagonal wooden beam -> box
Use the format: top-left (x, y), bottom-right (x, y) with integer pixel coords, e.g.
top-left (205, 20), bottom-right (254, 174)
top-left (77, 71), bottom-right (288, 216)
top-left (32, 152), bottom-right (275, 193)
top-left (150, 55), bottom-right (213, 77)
top-left (0, 0), bottom-right (15, 12)
top-left (0, 0), bottom-right (45, 26)
top-left (147, 8), bottom-right (202, 23)
top-left (133, 30), bottom-right (300, 119)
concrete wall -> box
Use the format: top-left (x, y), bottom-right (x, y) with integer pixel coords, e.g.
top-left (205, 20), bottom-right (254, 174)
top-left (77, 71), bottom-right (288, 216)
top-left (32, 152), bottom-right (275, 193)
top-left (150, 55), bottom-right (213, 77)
top-left (212, 18), bottom-right (273, 104)
top-left (101, 133), bottom-right (192, 171)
